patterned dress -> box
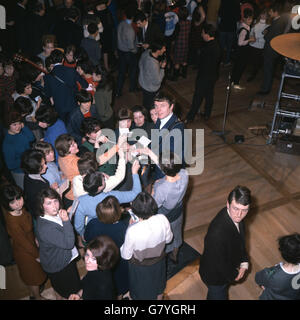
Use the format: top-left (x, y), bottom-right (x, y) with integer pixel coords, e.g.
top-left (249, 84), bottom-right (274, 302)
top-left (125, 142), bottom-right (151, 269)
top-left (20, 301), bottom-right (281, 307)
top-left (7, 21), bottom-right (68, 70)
top-left (173, 20), bottom-right (191, 64)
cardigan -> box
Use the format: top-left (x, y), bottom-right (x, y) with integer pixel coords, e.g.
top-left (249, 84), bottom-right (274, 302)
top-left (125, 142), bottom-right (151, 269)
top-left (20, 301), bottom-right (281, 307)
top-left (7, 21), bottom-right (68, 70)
top-left (36, 217), bottom-right (76, 273)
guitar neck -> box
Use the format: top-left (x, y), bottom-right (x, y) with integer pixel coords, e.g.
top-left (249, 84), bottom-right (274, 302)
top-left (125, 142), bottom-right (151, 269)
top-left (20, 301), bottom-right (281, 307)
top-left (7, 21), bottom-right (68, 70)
top-left (14, 54), bottom-right (49, 74)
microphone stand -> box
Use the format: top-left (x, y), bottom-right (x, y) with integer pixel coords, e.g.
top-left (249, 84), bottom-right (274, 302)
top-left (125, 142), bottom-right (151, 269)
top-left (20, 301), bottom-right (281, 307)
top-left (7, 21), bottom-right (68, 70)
top-left (212, 70), bottom-right (232, 143)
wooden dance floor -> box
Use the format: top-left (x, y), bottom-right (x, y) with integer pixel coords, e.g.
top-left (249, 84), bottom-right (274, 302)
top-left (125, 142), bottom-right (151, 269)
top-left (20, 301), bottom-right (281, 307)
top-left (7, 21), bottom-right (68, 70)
top-left (1, 62), bottom-right (300, 300)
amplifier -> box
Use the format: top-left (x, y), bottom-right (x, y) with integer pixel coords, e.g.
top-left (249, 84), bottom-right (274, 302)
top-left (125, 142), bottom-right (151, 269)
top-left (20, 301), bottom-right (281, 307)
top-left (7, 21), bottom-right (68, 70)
top-left (276, 135), bottom-right (300, 155)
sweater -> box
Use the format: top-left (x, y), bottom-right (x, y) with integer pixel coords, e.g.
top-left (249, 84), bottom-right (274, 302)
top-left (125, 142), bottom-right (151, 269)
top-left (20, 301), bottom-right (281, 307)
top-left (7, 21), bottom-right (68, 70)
top-left (2, 126), bottom-right (35, 173)
top-left (66, 105), bottom-right (100, 146)
top-left (58, 154), bottom-right (80, 201)
top-left (138, 50), bottom-right (164, 93)
top-left (74, 173), bottom-right (142, 236)
top-left (80, 36), bottom-right (102, 66)
top-left (43, 119), bottom-right (67, 163)
top-left (36, 217), bottom-right (76, 273)
top-left (117, 20), bottom-right (137, 53)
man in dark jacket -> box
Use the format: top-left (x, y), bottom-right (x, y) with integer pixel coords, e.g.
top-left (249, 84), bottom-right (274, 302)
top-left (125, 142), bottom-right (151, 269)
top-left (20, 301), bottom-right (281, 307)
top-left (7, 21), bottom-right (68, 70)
top-left (66, 90), bottom-right (100, 146)
top-left (258, 3), bottom-right (290, 94)
top-left (44, 50), bottom-right (88, 123)
top-left (185, 23), bottom-right (221, 122)
top-left (199, 185), bottom-right (251, 300)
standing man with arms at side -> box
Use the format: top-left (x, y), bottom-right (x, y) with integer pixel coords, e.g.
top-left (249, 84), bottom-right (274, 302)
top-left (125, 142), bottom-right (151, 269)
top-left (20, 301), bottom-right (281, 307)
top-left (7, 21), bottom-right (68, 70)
top-left (199, 185), bottom-right (251, 300)
top-left (184, 23), bottom-right (221, 123)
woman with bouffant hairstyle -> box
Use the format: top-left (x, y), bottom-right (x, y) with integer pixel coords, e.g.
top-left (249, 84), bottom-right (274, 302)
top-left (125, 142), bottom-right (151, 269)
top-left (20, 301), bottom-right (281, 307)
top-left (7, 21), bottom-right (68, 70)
top-left (35, 188), bottom-right (81, 300)
top-left (2, 111), bottom-right (35, 189)
top-left (69, 235), bottom-right (119, 300)
top-left (84, 196), bottom-right (129, 299)
top-left (1, 184), bottom-right (47, 300)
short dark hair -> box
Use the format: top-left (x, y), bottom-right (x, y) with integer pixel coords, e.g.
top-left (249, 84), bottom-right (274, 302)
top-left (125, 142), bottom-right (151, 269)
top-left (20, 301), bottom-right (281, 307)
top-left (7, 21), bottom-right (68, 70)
top-left (178, 6), bottom-right (189, 20)
top-left (1, 184), bottom-right (23, 211)
top-left (150, 41), bottom-right (166, 53)
top-left (227, 185), bottom-right (251, 206)
top-left (132, 192), bottom-right (158, 220)
top-left (87, 22), bottom-right (98, 35)
top-left (4, 111), bottom-right (23, 129)
top-left (50, 49), bottom-right (64, 64)
top-left (202, 23), bottom-right (217, 38)
top-left (35, 105), bottom-right (58, 126)
top-left (243, 8), bottom-right (253, 19)
top-left (13, 97), bottom-right (33, 117)
top-left (37, 187), bottom-right (63, 217)
top-left (278, 233), bottom-right (300, 265)
top-left (77, 60), bottom-right (94, 74)
top-left (75, 89), bottom-right (93, 104)
top-left (269, 2), bottom-right (282, 14)
top-left (15, 78), bottom-right (31, 95)
top-left (64, 44), bottom-right (76, 56)
top-left (132, 105), bottom-right (148, 121)
top-left (55, 134), bottom-right (75, 157)
top-left (159, 152), bottom-right (182, 177)
top-left (21, 149), bottom-right (46, 174)
top-left (80, 117), bottom-right (101, 137)
top-left (133, 10), bottom-right (147, 23)
top-left (86, 235), bottom-right (119, 270)
top-left (83, 171), bottom-right (105, 196)
top-left (154, 91), bottom-right (175, 107)
top-left (65, 7), bottom-right (80, 20)
top-left (77, 152), bottom-right (98, 175)
top-left (96, 196), bottom-right (122, 224)
top-left (117, 107), bottom-right (133, 121)
top-left (125, 5), bottom-right (136, 20)
top-left (33, 141), bottom-right (54, 156)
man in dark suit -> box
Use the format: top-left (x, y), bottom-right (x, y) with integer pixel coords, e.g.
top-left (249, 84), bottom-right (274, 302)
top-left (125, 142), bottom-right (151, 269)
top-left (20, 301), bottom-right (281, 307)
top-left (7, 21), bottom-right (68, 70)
top-left (54, 7), bottom-right (83, 48)
top-left (14, 0), bottom-right (28, 53)
top-left (199, 185), bottom-right (251, 300)
top-left (151, 91), bottom-right (185, 180)
top-left (258, 3), bottom-right (290, 95)
top-left (133, 10), bottom-right (164, 51)
top-left (44, 49), bottom-right (88, 123)
top-left (184, 24), bottom-right (221, 123)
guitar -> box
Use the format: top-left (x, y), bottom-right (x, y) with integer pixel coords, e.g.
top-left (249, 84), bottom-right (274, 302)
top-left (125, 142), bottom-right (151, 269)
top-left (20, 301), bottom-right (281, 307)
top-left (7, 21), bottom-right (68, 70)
top-left (13, 53), bottom-right (49, 74)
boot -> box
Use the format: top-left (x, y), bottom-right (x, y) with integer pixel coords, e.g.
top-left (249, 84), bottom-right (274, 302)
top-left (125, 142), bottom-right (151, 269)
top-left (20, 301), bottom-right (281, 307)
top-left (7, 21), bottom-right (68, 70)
top-left (181, 65), bottom-right (188, 79)
top-left (169, 67), bottom-right (179, 81)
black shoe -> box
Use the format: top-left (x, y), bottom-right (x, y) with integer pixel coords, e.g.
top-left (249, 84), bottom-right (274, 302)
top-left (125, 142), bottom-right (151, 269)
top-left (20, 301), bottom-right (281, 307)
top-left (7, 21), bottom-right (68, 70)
top-left (257, 90), bottom-right (270, 95)
top-left (247, 75), bottom-right (255, 82)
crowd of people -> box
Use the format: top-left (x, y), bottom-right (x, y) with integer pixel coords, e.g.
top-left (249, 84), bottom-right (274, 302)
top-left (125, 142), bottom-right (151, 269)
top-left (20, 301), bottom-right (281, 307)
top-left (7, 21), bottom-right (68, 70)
top-left (0, 0), bottom-right (299, 300)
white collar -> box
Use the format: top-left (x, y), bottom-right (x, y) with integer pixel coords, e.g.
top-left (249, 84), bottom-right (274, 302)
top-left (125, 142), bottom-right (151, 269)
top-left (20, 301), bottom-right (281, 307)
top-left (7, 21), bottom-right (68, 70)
top-left (159, 112), bottom-right (173, 130)
top-left (41, 214), bottom-right (63, 226)
top-left (17, 3), bottom-right (26, 9)
top-left (28, 174), bottom-right (45, 182)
